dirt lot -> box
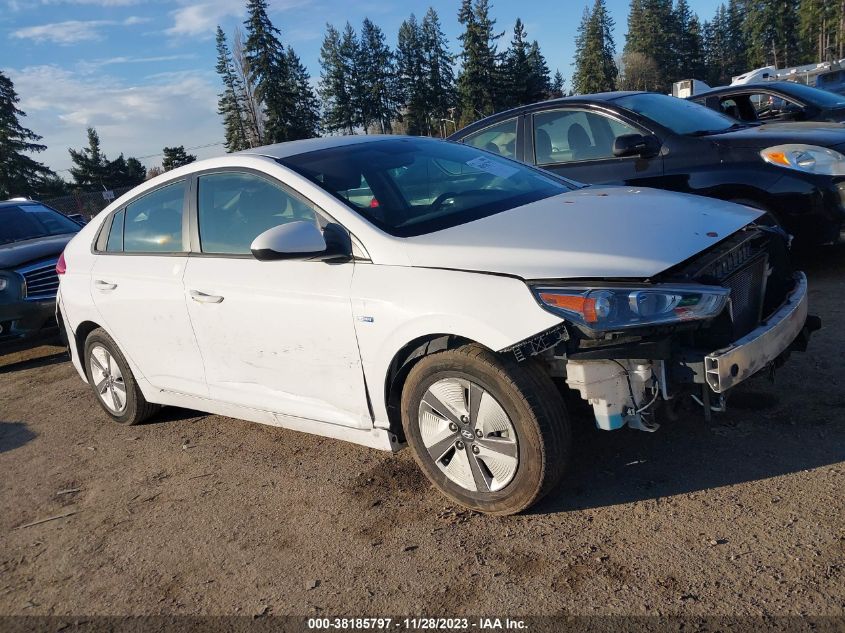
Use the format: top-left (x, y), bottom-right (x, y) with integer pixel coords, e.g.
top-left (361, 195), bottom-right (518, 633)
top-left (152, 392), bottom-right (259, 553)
top-left (1, 249), bottom-right (844, 619)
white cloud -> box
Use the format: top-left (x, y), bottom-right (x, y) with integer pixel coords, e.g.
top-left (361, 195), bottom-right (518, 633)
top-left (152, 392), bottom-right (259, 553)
top-left (76, 54), bottom-right (198, 73)
top-left (8, 64), bottom-right (224, 172)
top-left (166, 0), bottom-right (246, 38)
top-left (12, 16), bottom-right (149, 44)
top-left (166, 0), bottom-right (311, 39)
top-left (6, 0), bottom-right (143, 9)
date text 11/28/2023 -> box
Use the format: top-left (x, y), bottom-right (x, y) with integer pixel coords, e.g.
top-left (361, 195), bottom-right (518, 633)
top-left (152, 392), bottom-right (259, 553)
top-left (306, 617), bottom-right (528, 630)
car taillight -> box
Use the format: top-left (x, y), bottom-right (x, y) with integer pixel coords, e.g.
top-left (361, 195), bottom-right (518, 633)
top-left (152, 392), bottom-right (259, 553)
top-left (56, 251), bottom-right (67, 275)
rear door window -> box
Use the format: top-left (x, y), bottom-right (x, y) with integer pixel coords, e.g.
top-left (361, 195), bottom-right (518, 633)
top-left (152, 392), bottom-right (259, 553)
top-left (461, 118), bottom-right (519, 159)
top-left (106, 209), bottom-right (125, 252)
top-left (123, 181), bottom-right (185, 253)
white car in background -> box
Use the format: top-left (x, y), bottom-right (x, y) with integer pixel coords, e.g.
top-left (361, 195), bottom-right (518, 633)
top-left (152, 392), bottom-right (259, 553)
top-left (57, 136), bottom-right (815, 515)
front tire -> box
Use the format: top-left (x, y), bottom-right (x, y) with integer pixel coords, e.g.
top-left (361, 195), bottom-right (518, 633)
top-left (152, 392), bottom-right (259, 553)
top-left (84, 328), bottom-right (159, 425)
top-left (401, 344), bottom-right (570, 515)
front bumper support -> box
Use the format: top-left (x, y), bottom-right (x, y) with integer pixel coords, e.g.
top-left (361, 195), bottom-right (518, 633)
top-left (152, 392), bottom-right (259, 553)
top-left (704, 272), bottom-right (810, 393)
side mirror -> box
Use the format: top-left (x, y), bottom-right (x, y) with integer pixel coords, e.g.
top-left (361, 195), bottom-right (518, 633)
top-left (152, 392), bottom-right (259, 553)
top-left (613, 133), bottom-right (660, 158)
top-left (250, 221), bottom-right (353, 262)
top-left (251, 221), bottom-right (327, 261)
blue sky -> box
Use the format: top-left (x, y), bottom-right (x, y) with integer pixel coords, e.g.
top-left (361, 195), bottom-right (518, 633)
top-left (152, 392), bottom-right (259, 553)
top-left (1, 0), bottom-right (722, 176)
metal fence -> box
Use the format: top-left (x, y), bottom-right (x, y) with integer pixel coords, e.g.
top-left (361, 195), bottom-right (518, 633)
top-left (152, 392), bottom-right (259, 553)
top-left (43, 186), bottom-right (135, 220)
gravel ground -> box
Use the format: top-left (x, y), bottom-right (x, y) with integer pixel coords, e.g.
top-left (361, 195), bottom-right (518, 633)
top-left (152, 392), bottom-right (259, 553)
top-left (0, 249), bottom-right (843, 619)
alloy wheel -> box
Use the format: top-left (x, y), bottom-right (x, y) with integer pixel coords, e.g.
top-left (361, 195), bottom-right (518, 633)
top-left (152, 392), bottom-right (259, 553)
top-left (89, 344), bottom-right (127, 415)
top-left (417, 377), bottom-right (518, 493)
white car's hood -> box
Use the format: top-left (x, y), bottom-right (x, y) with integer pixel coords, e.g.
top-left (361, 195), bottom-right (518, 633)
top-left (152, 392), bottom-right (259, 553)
top-left (401, 186), bottom-right (763, 280)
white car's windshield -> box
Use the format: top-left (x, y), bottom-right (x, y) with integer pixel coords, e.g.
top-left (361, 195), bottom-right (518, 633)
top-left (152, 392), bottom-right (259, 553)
top-left (279, 138), bottom-right (575, 237)
top-left (615, 93), bottom-right (742, 136)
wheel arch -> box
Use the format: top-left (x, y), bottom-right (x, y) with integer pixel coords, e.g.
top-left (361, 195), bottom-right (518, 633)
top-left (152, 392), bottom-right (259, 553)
top-left (384, 333), bottom-right (487, 442)
top-left (73, 320), bottom-right (103, 377)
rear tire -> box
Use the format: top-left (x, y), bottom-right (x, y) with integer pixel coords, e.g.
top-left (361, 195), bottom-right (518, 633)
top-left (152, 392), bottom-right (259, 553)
top-left (84, 328), bottom-right (159, 425)
top-left (400, 344), bottom-right (570, 515)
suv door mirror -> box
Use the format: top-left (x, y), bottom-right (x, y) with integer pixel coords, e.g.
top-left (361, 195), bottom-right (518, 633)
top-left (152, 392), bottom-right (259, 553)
top-left (613, 133), bottom-right (660, 158)
top-left (251, 222), bottom-right (328, 261)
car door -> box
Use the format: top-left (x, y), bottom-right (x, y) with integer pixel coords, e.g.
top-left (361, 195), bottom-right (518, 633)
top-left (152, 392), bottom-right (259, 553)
top-left (526, 106), bottom-right (663, 186)
top-left (90, 179), bottom-right (208, 396)
top-left (182, 169), bottom-right (371, 429)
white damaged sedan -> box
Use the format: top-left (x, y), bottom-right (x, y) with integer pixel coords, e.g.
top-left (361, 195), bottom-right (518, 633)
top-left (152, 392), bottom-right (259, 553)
top-left (57, 136), bottom-right (817, 514)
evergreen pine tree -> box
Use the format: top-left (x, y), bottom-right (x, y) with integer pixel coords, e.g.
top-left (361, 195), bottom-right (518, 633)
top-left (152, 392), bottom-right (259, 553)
top-left (421, 8), bottom-right (456, 136)
top-left (339, 23), bottom-right (365, 131)
top-left (0, 70), bottom-right (54, 199)
top-left (624, 0), bottom-right (675, 91)
top-left (457, 0), bottom-right (502, 124)
top-left (397, 15), bottom-right (428, 135)
top-left (319, 24), bottom-right (357, 134)
top-left (68, 128), bottom-right (108, 189)
top-left (359, 18), bottom-right (397, 133)
top-left (572, 0), bottom-right (618, 94)
top-left (502, 18), bottom-right (532, 108)
top-left (527, 41), bottom-right (552, 101)
top-left (674, 0), bottom-right (705, 80)
top-left (550, 70), bottom-right (565, 98)
top-left (215, 26), bottom-right (249, 152)
top-left (800, 0), bottom-right (840, 61)
top-left (162, 146), bottom-right (197, 171)
top-left (125, 157), bottom-right (147, 184)
top-left (745, 0), bottom-right (801, 68)
top-left (285, 47), bottom-right (320, 140)
top-left (243, 0), bottom-right (293, 143)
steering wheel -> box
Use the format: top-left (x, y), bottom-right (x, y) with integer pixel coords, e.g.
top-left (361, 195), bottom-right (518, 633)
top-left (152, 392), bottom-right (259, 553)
top-left (430, 191), bottom-right (460, 211)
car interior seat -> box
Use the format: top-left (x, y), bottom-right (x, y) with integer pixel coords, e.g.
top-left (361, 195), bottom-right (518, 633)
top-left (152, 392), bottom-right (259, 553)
top-left (534, 128), bottom-right (553, 164)
top-left (568, 123), bottom-right (594, 160)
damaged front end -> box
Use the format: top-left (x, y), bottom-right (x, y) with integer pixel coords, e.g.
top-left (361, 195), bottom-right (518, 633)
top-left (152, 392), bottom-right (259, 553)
top-left (506, 224), bottom-right (820, 432)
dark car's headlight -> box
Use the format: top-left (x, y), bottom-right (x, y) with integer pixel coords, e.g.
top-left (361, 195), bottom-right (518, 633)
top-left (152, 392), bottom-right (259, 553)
top-left (760, 144), bottom-right (845, 176)
top-left (531, 284), bottom-right (730, 332)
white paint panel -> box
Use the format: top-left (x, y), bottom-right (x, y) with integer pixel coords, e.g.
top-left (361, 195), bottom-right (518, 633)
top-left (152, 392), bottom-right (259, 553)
top-left (350, 264), bottom-right (562, 427)
top-left (89, 255), bottom-right (208, 396)
top-left (183, 257), bottom-right (371, 428)
top-left (400, 187), bottom-right (762, 279)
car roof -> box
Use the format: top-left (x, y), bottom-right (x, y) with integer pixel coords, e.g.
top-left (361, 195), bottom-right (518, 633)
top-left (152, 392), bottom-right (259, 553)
top-left (691, 82), bottom-right (801, 98)
top-left (1, 199), bottom-right (40, 208)
top-left (446, 92), bottom-right (648, 138)
top-left (237, 134), bottom-right (422, 160)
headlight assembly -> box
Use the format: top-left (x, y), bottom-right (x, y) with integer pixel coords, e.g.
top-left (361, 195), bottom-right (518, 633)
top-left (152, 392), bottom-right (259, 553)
top-left (760, 144), bottom-right (845, 176)
top-left (532, 285), bottom-right (730, 332)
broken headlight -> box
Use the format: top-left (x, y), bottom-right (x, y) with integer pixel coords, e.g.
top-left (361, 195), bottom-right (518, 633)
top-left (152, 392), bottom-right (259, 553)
top-left (531, 284), bottom-right (730, 332)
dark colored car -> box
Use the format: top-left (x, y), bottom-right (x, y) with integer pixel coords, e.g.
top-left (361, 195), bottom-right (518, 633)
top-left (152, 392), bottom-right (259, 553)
top-left (448, 91), bottom-right (845, 246)
top-left (0, 200), bottom-right (83, 352)
top-left (689, 81), bottom-right (845, 124)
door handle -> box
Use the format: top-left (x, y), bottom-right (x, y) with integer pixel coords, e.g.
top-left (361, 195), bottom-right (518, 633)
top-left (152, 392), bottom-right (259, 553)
top-left (190, 290), bottom-right (224, 304)
top-left (94, 279), bottom-right (118, 291)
